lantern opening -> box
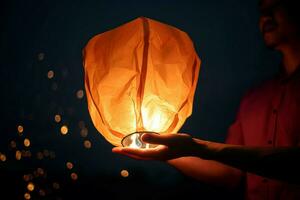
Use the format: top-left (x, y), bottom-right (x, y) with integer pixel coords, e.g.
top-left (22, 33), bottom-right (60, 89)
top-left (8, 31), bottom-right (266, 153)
top-left (121, 132), bottom-right (158, 149)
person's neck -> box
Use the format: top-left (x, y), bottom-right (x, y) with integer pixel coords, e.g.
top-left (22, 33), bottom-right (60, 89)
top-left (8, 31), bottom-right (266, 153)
top-left (278, 41), bottom-right (300, 76)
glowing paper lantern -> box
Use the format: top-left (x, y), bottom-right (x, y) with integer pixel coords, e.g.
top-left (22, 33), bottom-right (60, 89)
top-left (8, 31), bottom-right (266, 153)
top-left (83, 17), bottom-right (200, 147)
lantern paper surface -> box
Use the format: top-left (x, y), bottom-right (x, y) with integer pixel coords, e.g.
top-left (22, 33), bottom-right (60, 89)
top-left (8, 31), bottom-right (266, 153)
top-left (83, 17), bottom-right (200, 146)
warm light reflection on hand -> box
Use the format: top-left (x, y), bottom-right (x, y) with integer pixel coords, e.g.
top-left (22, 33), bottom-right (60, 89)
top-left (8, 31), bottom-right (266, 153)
top-left (112, 133), bottom-right (206, 161)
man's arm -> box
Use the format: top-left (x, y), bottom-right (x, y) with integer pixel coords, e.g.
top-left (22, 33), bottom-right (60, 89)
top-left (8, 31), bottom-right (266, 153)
top-left (113, 133), bottom-right (244, 189)
top-left (113, 133), bottom-right (300, 185)
top-left (167, 157), bottom-right (243, 189)
top-left (207, 142), bottom-right (300, 184)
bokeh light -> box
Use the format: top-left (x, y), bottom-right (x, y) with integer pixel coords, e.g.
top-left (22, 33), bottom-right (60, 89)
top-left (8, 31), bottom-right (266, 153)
top-left (47, 70), bottom-right (54, 79)
top-left (43, 149), bottom-right (50, 157)
top-left (60, 125), bottom-right (68, 135)
top-left (78, 121), bottom-right (85, 129)
top-left (83, 140), bottom-right (91, 149)
top-left (10, 140), bottom-right (16, 148)
top-left (17, 125), bottom-right (24, 134)
top-left (27, 182), bottom-right (35, 191)
top-left (26, 150), bottom-right (32, 157)
top-left (24, 193), bottom-right (31, 200)
top-left (80, 128), bottom-right (88, 137)
top-left (66, 162), bottom-right (73, 170)
top-left (53, 182), bottom-right (60, 190)
top-left (37, 52), bottom-right (45, 61)
top-left (37, 168), bottom-right (45, 176)
top-left (121, 170), bottom-right (129, 178)
top-left (70, 172), bottom-right (78, 180)
top-left (15, 150), bottom-right (22, 160)
top-left (0, 153), bottom-right (6, 162)
top-left (23, 174), bottom-right (33, 182)
top-left (54, 114), bottom-right (61, 123)
top-left (21, 150), bottom-right (31, 158)
top-left (36, 152), bottom-right (43, 160)
top-left (39, 189), bottom-right (46, 196)
top-left (76, 89), bottom-right (84, 99)
top-left (24, 138), bottom-right (31, 147)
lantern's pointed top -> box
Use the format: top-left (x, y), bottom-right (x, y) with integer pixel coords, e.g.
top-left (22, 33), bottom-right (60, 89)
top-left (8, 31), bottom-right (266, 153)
top-left (138, 16), bottom-right (147, 20)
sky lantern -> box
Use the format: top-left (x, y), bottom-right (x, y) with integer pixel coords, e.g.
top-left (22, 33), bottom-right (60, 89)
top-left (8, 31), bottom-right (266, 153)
top-left (83, 17), bottom-right (200, 148)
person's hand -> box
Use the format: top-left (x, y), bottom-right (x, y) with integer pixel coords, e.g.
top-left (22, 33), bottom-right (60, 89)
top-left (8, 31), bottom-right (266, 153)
top-left (112, 133), bottom-right (210, 161)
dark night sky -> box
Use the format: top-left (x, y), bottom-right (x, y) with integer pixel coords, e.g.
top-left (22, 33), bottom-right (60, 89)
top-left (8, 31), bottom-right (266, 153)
top-left (0, 0), bottom-right (281, 199)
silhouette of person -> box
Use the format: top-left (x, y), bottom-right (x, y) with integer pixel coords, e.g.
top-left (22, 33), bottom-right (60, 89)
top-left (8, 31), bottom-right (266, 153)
top-left (113, 0), bottom-right (300, 199)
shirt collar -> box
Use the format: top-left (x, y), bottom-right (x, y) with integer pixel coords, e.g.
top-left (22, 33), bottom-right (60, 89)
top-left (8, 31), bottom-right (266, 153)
top-left (278, 64), bottom-right (300, 85)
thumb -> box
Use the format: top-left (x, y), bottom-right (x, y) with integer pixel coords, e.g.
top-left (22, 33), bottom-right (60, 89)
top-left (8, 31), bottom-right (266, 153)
top-left (141, 133), bottom-right (172, 145)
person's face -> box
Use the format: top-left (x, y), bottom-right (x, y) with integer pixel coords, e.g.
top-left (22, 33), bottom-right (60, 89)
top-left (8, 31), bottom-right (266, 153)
top-left (259, 0), bottom-right (299, 49)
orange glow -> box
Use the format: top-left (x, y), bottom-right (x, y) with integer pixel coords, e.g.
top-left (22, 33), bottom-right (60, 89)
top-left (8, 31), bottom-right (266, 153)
top-left (0, 153), bottom-right (6, 162)
top-left (60, 125), bottom-right (68, 135)
top-left (27, 182), bottom-right (35, 191)
top-left (54, 114), bottom-right (61, 123)
top-left (24, 138), bottom-right (30, 147)
top-left (21, 150), bottom-right (31, 157)
top-left (120, 170), bottom-right (129, 178)
top-left (83, 17), bottom-right (200, 146)
top-left (15, 150), bottom-right (21, 160)
top-left (17, 125), bottom-right (24, 134)
top-left (70, 172), bottom-right (78, 180)
top-left (66, 162), bottom-right (73, 170)
top-left (23, 174), bottom-right (31, 182)
top-left (83, 140), bottom-right (92, 149)
top-left (24, 193), bottom-right (31, 200)
top-left (47, 70), bottom-right (54, 79)
top-left (76, 89), bottom-right (84, 99)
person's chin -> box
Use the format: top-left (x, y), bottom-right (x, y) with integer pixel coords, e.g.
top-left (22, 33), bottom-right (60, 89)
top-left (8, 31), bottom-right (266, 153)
top-left (263, 33), bottom-right (280, 49)
top-left (264, 40), bottom-right (278, 49)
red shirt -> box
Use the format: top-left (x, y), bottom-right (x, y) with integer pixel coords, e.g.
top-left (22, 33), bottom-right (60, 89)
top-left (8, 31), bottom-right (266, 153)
top-left (226, 69), bottom-right (300, 200)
